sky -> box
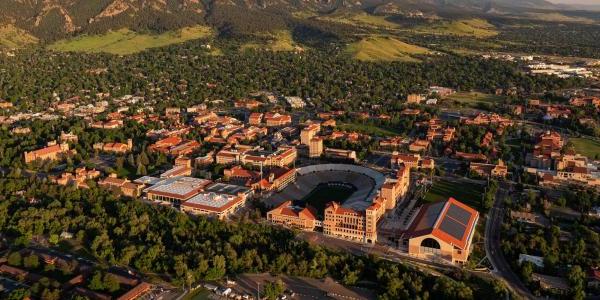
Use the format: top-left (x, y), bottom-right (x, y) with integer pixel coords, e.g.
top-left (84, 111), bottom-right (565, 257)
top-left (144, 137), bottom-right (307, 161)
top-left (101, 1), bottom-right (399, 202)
top-left (548, 0), bottom-right (600, 4)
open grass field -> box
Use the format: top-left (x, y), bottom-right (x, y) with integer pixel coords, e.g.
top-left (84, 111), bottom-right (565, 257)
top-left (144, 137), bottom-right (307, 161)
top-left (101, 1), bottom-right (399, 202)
top-left (240, 30), bottom-right (301, 52)
top-left (48, 25), bottom-right (213, 55)
top-left (338, 122), bottom-right (402, 137)
top-left (185, 289), bottom-right (211, 300)
top-left (524, 12), bottom-right (596, 24)
top-left (415, 19), bottom-right (498, 38)
top-left (302, 183), bottom-right (356, 217)
top-left (345, 36), bottom-right (430, 62)
top-left (446, 92), bottom-right (506, 104)
top-left (0, 24), bottom-right (38, 48)
top-left (571, 138), bottom-right (600, 159)
top-left (423, 179), bottom-right (485, 212)
top-left (318, 11), bottom-right (399, 29)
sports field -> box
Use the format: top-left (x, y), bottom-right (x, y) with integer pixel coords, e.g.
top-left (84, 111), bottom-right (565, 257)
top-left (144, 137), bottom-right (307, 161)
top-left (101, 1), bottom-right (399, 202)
top-left (423, 179), bottom-right (485, 211)
top-left (446, 92), bottom-right (505, 104)
top-left (337, 122), bottom-right (401, 137)
top-left (571, 138), bottom-right (600, 159)
top-left (301, 183), bottom-right (356, 217)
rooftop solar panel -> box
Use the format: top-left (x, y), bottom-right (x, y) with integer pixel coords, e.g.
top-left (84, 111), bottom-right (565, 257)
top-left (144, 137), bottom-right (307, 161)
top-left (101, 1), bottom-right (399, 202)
top-left (414, 202), bottom-right (445, 231)
top-left (439, 217), bottom-right (466, 241)
top-left (446, 204), bottom-right (472, 225)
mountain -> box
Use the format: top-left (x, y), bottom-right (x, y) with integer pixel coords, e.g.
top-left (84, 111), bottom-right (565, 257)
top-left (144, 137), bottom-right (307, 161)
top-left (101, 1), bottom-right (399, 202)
top-left (0, 0), bottom-right (206, 40)
top-left (0, 0), bottom-right (577, 43)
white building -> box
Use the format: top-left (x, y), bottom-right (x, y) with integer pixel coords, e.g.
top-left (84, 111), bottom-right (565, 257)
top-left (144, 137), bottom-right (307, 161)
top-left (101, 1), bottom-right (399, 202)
top-left (285, 96), bottom-right (306, 109)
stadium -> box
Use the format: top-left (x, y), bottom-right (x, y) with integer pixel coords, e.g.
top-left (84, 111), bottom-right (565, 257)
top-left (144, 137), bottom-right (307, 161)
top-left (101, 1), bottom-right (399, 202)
top-left (266, 164), bottom-right (410, 243)
top-left (265, 164), bottom-right (386, 214)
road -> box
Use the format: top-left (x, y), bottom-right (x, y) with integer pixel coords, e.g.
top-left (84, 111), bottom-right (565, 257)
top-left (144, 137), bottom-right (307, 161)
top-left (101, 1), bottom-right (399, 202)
top-left (485, 182), bottom-right (536, 300)
top-left (234, 273), bottom-right (376, 300)
top-left (297, 231), bottom-right (456, 272)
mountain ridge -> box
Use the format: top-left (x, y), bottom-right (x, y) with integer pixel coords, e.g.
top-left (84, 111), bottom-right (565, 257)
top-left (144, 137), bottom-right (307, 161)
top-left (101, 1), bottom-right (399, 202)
top-left (0, 0), bottom-right (581, 43)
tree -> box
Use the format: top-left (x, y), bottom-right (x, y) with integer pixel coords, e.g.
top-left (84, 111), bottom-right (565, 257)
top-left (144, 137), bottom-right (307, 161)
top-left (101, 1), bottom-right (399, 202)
top-left (7, 288), bottom-right (30, 300)
top-left (205, 255), bottom-right (226, 280)
top-left (136, 162), bottom-right (147, 176)
top-left (263, 279), bottom-right (285, 300)
top-left (432, 277), bottom-right (473, 300)
top-left (7, 252), bottom-right (22, 267)
top-left (521, 262), bottom-right (533, 283)
top-left (23, 254), bottom-right (40, 269)
top-left (567, 265), bottom-right (586, 300)
top-left (88, 271), bottom-right (105, 291)
top-left (103, 273), bottom-right (121, 293)
top-left (48, 234), bottom-right (59, 245)
top-left (41, 288), bottom-right (61, 300)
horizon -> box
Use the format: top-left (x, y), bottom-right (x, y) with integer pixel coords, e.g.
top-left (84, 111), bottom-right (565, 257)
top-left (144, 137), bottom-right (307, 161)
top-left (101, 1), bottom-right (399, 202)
top-left (549, 0), bottom-right (600, 5)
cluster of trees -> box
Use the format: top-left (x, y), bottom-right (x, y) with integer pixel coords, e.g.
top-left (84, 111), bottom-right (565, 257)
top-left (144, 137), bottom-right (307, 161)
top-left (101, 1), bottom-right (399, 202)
top-left (0, 118), bottom-right (171, 174)
top-left (0, 45), bottom-right (584, 113)
top-left (501, 186), bottom-right (600, 298)
top-left (495, 21), bottom-right (600, 59)
top-left (0, 175), bottom-right (507, 299)
top-left (5, 251), bottom-right (78, 300)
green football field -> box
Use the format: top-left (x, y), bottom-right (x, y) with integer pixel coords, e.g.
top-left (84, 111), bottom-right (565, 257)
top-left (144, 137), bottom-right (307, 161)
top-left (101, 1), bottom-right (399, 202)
top-left (302, 183), bottom-right (356, 217)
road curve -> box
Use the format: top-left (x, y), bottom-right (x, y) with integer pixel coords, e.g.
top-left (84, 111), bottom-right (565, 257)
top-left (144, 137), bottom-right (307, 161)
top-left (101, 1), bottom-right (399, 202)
top-left (485, 183), bottom-right (536, 300)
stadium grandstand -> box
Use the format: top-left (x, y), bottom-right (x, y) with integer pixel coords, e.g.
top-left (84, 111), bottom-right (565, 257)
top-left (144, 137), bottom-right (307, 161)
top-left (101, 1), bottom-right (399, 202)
top-left (266, 164), bottom-right (385, 210)
top-left (266, 164), bottom-right (405, 244)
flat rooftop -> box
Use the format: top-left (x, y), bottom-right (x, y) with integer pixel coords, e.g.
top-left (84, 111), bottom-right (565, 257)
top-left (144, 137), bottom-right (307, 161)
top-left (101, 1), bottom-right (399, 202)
top-left (183, 192), bottom-right (238, 210)
top-left (144, 176), bottom-right (212, 198)
top-left (205, 182), bottom-right (251, 196)
top-left (134, 176), bottom-right (162, 185)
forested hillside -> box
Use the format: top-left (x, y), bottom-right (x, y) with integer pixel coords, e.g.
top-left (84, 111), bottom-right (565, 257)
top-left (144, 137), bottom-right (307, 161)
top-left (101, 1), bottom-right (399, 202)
top-left (0, 0), bottom-right (598, 59)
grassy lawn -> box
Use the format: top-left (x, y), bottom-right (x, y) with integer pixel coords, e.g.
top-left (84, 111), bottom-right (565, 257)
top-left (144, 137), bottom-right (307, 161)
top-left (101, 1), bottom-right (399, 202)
top-left (446, 92), bottom-right (506, 104)
top-left (338, 122), bottom-right (402, 137)
top-left (524, 12), bottom-right (596, 24)
top-left (48, 26), bottom-right (213, 55)
top-left (184, 288), bottom-right (211, 300)
top-left (571, 138), bottom-right (600, 159)
top-left (302, 183), bottom-right (356, 217)
top-left (241, 30), bottom-right (301, 52)
top-left (414, 19), bottom-right (498, 38)
top-left (345, 36), bottom-right (430, 62)
top-left (423, 179), bottom-right (485, 212)
top-left (318, 11), bottom-right (399, 29)
top-left (0, 24), bottom-right (38, 48)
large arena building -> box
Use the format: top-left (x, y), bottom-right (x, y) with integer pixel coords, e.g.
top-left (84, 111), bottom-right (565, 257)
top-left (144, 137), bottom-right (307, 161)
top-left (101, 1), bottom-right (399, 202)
top-left (400, 197), bottom-right (479, 264)
top-left (267, 164), bottom-right (409, 244)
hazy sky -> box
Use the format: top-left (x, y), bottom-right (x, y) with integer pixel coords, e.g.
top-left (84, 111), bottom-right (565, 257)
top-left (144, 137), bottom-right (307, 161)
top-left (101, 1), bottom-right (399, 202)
top-left (548, 0), bottom-right (600, 4)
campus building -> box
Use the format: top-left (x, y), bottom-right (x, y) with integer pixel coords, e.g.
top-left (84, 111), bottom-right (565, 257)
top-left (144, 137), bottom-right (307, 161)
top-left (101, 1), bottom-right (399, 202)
top-left (267, 201), bottom-right (319, 231)
top-left (323, 200), bottom-right (384, 244)
top-left (266, 164), bottom-right (395, 244)
top-left (143, 176), bottom-right (212, 204)
top-left (224, 165), bottom-right (296, 192)
top-left (301, 123), bottom-right (321, 145)
top-left (309, 137), bottom-right (324, 158)
top-left (470, 160), bottom-right (508, 178)
top-left (402, 198), bottom-right (479, 264)
top-left (24, 142), bottom-right (74, 164)
top-left (241, 146), bottom-right (297, 167)
top-left (380, 165), bottom-right (410, 210)
top-left (180, 183), bottom-right (252, 220)
top-left (99, 174), bottom-right (144, 198)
